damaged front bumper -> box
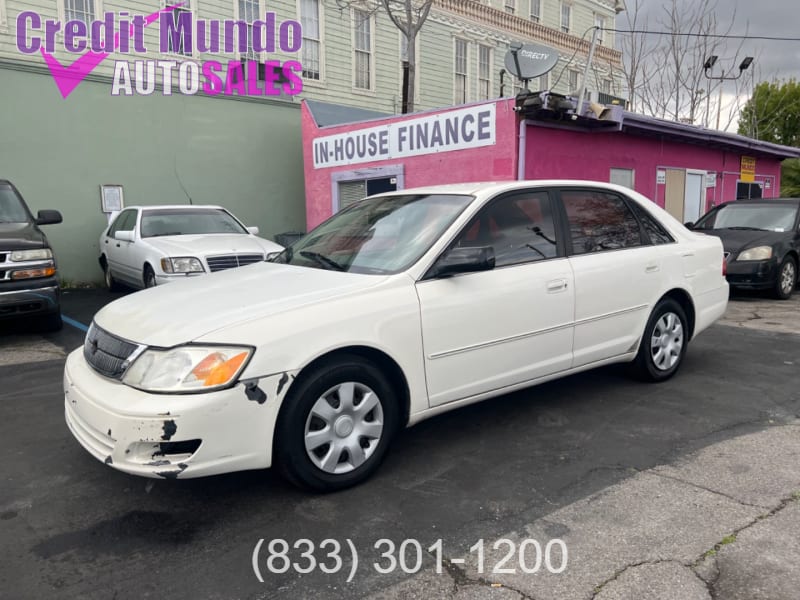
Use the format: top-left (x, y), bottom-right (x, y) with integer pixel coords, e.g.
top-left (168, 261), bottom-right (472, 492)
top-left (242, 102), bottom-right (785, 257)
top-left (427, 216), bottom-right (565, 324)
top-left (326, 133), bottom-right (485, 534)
top-left (63, 348), bottom-right (295, 479)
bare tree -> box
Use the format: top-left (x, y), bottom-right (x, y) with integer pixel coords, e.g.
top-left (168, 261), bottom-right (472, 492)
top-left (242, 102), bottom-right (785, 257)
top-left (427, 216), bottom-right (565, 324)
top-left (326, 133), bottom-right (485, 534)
top-left (619, 0), bottom-right (751, 129)
top-left (334, 0), bottom-right (433, 113)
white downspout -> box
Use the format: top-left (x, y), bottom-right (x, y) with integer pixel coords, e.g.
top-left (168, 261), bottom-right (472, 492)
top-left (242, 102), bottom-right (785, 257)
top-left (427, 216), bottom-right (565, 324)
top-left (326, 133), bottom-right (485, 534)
top-left (517, 118), bottom-right (527, 180)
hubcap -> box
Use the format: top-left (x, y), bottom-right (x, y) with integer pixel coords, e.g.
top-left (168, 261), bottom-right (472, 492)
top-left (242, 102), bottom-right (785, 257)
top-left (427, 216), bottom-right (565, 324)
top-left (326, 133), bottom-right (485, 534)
top-left (304, 381), bottom-right (384, 475)
top-left (650, 312), bottom-right (683, 371)
top-left (781, 262), bottom-right (795, 294)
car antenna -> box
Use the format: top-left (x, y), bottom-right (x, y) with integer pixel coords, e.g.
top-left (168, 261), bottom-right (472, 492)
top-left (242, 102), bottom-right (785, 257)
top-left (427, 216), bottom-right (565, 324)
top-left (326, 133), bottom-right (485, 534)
top-left (174, 157), bottom-right (193, 205)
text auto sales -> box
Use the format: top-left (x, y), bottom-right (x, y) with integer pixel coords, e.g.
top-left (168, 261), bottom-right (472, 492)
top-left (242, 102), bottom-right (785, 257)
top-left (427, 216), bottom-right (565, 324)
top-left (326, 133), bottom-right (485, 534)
top-left (16, 10), bottom-right (303, 97)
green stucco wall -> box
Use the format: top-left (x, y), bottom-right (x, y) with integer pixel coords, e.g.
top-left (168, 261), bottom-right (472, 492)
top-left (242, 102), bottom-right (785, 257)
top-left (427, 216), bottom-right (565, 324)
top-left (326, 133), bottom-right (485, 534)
top-left (0, 63), bottom-right (305, 284)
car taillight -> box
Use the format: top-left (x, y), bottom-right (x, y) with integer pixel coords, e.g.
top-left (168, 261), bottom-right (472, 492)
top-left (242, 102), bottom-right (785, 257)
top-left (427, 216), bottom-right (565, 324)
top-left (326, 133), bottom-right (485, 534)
top-left (722, 256), bottom-right (727, 276)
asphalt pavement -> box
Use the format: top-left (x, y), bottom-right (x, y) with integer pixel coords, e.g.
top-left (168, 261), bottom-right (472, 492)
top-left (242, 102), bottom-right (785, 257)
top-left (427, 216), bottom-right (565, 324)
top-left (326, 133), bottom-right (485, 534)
top-left (0, 288), bottom-right (798, 599)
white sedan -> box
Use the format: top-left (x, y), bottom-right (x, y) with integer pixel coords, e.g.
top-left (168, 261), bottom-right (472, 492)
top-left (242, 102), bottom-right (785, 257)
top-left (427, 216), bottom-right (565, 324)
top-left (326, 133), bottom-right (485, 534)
top-left (98, 205), bottom-right (283, 290)
top-left (66, 181), bottom-right (728, 490)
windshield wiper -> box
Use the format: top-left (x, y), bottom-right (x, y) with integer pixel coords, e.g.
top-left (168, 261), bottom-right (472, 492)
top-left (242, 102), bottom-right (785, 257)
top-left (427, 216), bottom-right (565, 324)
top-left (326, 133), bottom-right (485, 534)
top-left (149, 231), bottom-right (184, 237)
top-left (299, 251), bottom-right (345, 271)
top-left (723, 226), bottom-right (767, 231)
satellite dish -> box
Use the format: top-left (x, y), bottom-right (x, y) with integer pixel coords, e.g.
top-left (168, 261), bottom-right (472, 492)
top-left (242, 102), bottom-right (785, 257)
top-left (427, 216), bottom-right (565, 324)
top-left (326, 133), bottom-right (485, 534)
top-left (504, 42), bottom-right (560, 81)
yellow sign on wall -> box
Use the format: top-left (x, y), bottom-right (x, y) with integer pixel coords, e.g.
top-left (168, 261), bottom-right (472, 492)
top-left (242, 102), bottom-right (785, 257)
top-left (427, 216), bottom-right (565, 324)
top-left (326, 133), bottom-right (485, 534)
top-left (740, 156), bottom-right (756, 183)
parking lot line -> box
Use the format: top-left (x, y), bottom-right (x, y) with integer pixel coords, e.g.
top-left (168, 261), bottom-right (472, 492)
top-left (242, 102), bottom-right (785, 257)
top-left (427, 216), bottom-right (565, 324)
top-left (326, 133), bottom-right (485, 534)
top-left (62, 315), bottom-right (89, 332)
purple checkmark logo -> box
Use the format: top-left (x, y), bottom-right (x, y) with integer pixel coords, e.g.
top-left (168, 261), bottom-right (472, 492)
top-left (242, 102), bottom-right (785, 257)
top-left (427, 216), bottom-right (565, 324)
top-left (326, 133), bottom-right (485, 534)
top-left (40, 3), bottom-right (185, 99)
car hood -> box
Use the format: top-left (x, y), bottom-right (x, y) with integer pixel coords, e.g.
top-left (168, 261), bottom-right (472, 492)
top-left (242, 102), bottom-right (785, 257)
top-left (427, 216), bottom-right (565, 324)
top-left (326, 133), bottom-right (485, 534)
top-left (0, 222), bottom-right (46, 251)
top-left (698, 229), bottom-right (788, 254)
top-left (94, 263), bottom-right (389, 347)
top-left (145, 234), bottom-right (280, 256)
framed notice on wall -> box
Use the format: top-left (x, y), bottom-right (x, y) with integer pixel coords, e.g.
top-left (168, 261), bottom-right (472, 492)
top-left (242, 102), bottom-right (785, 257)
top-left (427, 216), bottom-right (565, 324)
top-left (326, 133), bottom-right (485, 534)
top-left (100, 185), bottom-right (124, 213)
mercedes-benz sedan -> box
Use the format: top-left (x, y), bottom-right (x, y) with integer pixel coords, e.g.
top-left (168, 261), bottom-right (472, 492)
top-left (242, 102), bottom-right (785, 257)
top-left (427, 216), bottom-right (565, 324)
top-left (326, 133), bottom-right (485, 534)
top-left (65, 181), bottom-right (728, 490)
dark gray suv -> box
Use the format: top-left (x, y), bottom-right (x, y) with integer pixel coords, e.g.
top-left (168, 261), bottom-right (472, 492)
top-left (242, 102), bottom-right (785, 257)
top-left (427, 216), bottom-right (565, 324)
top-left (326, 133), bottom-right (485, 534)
top-left (0, 180), bottom-right (63, 330)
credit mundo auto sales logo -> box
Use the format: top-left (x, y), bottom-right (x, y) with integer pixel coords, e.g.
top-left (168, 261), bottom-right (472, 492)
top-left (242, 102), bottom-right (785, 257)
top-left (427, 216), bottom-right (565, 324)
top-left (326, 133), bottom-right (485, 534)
top-left (15, 3), bottom-right (302, 99)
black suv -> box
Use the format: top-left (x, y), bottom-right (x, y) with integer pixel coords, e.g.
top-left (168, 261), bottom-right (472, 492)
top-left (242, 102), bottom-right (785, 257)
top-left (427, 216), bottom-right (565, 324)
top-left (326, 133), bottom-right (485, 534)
top-left (0, 180), bottom-right (63, 330)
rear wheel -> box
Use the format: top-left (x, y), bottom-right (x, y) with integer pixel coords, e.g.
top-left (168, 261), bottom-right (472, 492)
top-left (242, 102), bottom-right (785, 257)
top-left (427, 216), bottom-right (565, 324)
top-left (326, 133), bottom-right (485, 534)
top-left (275, 356), bottom-right (399, 491)
top-left (774, 256), bottom-right (796, 300)
top-left (632, 298), bottom-right (688, 382)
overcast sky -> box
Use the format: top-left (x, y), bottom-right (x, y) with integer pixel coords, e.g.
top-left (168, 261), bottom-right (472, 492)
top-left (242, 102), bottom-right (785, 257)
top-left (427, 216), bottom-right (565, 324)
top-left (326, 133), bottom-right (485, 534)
top-left (616, 0), bottom-right (800, 129)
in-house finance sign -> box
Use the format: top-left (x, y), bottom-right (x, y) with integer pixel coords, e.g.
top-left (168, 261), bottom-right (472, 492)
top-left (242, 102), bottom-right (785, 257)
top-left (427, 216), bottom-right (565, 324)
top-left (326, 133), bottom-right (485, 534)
top-left (504, 42), bottom-right (560, 81)
top-left (312, 103), bottom-right (496, 169)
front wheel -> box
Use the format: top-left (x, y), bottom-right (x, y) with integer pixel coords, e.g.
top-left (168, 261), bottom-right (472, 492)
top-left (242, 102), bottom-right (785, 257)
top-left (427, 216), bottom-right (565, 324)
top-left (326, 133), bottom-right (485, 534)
top-left (774, 256), bottom-right (796, 300)
top-left (143, 265), bottom-right (157, 289)
top-left (275, 356), bottom-right (399, 491)
top-left (632, 298), bottom-right (689, 382)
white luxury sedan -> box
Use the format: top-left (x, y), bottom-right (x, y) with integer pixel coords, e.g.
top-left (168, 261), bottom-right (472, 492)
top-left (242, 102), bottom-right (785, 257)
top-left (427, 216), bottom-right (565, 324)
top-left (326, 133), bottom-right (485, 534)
top-left (98, 205), bottom-right (283, 290)
top-left (66, 182), bottom-right (728, 491)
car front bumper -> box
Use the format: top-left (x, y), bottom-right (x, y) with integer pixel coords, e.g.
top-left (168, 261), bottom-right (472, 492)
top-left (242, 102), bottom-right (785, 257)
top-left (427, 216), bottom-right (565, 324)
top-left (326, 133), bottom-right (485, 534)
top-left (0, 278), bottom-right (60, 319)
top-left (726, 258), bottom-right (778, 290)
top-left (63, 348), bottom-right (295, 479)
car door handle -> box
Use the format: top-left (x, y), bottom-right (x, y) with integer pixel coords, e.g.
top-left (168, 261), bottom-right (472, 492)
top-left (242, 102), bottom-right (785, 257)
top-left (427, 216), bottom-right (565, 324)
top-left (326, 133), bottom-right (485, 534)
top-left (645, 263), bottom-right (660, 273)
top-left (546, 279), bottom-right (568, 292)
top-left (116, 243), bottom-right (120, 247)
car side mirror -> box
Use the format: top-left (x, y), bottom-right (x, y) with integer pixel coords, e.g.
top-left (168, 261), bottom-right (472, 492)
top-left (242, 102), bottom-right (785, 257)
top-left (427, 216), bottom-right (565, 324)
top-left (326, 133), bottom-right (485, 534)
top-left (430, 246), bottom-right (495, 278)
top-left (35, 209), bottom-right (62, 225)
top-left (265, 251), bottom-right (281, 262)
top-left (114, 230), bottom-right (135, 242)
top-left (684, 222), bottom-right (695, 230)
top-left (247, 226), bottom-right (260, 235)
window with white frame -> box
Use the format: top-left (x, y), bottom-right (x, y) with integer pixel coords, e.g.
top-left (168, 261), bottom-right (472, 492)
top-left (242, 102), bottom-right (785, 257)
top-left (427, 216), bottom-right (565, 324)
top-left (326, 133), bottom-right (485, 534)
top-left (537, 71), bottom-right (549, 91)
top-left (0, 0), bottom-right (6, 28)
top-left (238, 0), bottom-right (260, 61)
top-left (300, 0), bottom-right (322, 80)
top-left (568, 69), bottom-right (579, 91)
top-left (560, 2), bottom-right (571, 33)
top-left (504, 0), bottom-right (515, 14)
top-left (454, 39), bottom-right (468, 104)
top-left (530, 0), bottom-right (541, 22)
top-left (353, 10), bottom-right (373, 90)
top-left (600, 78), bottom-right (611, 94)
top-left (162, 1), bottom-right (192, 56)
top-left (478, 45), bottom-right (491, 100)
top-left (595, 14), bottom-right (605, 45)
top-left (64, 0), bottom-right (96, 25)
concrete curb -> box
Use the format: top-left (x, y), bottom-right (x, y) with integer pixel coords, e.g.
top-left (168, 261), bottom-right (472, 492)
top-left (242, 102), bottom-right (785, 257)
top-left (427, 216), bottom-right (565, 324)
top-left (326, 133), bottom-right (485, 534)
top-left (368, 422), bottom-right (800, 599)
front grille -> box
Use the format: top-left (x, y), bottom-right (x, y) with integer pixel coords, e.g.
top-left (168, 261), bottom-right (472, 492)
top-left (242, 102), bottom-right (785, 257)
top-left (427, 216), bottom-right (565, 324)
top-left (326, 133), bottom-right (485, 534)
top-left (0, 253), bottom-right (6, 263)
top-left (83, 324), bottom-right (139, 379)
top-left (206, 253), bottom-right (264, 273)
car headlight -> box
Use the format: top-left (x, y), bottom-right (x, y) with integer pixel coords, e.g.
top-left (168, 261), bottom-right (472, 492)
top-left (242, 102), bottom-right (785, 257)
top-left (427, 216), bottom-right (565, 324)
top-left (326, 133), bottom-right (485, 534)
top-left (160, 257), bottom-right (204, 273)
top-left (10, 248), bottom-right (52, 261)
top-left (122, 345), bottom-right (253, 392)
top-left (737, 246), bottom-right (773, 261)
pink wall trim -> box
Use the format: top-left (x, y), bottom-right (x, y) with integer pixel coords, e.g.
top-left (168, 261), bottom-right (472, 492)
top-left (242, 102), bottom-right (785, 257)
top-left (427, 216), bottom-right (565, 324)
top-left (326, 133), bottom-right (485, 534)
top-left (523, 124), bottom-right (784, 211)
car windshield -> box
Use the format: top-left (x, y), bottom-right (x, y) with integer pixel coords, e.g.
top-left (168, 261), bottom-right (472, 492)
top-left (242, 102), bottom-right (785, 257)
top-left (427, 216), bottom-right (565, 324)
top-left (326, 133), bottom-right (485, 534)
top-left (695, 203), bottom-right (798, 232)
top-left (0, 185), bottom-right (31, 224)
top-left (273, 193), bottom-right (474, 274)
top-left (140, 208), bottom-right (248, 237)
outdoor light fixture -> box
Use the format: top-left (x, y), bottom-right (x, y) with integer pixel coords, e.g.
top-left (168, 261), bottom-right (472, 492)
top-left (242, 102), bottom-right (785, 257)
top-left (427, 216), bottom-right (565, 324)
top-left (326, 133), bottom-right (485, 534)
top-left (739, 56), bottom-right (754, 71)
top-left (703, 55), bottom-right (718, 70)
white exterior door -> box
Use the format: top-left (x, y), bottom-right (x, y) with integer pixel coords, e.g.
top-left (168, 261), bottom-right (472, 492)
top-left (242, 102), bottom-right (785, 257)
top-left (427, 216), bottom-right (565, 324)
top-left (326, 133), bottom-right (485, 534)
top-left (559, 188), bottom-right (663, 367)
top-left (415, 190), bottom-right (575, 407)
top-left (684, 171), bottom-right (705, 223)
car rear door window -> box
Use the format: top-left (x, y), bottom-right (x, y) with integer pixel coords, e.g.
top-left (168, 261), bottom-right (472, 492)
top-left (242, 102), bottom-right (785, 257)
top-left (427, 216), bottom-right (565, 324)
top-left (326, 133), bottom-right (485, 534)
top-left (561, 190), bottom-right (644, 255)
top-left (455, 191), bottom-right (559, 267)
top-left (629, 202), bottom-right (674, 245)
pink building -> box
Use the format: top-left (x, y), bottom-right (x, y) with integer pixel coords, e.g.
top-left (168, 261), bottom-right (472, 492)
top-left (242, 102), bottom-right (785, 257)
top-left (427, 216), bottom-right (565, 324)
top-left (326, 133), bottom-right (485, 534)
top-left (301, 97), bottom-right (800, 230)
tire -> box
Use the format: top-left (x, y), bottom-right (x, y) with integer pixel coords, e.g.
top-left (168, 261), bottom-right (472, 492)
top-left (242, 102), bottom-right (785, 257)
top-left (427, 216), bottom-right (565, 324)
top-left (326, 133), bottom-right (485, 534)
top-left (275, 355), bottom-right (399, 492)
top-left (143, 265), bottom-right (157, 289)
top-left (774, 256), bottom-right (796, 300)
top-left (632, 298), bottom-right (689, 382)
top-left (102, 258), bottom-right (122, 292)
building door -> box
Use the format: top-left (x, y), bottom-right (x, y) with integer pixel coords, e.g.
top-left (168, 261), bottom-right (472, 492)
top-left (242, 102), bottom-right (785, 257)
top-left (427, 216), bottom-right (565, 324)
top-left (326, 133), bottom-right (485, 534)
top-left (684, 171), bottom-right (705, 222)
top-left (664, 169), bottom-right (686, 221)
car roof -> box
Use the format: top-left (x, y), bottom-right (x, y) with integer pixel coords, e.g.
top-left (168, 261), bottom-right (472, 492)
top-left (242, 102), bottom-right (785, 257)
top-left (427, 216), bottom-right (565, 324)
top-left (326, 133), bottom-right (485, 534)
top-left (730, 198), bottom-right (800, 205)
top-left (128, 205), bottom-right (226, 211)
top-left (367, 180), bottom-right (647, 199)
